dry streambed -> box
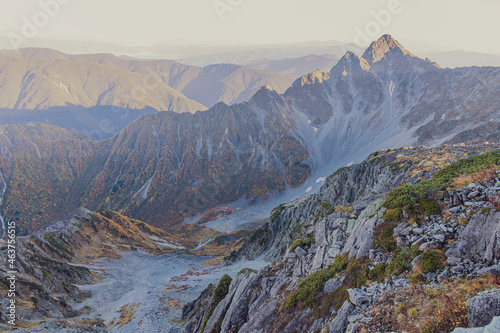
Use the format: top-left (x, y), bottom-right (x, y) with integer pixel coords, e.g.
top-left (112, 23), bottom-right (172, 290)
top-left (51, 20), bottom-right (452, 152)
top-left (74, 251), bottom-right (268, 333)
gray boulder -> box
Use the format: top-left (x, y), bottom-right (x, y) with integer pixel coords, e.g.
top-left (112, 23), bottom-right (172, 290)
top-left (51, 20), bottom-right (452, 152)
top-left (329, 301), bottom-right (355, 333)
top-left (419, 241), bottom-right (441, 252)
top-left (446, 211), bottom-right (500, 265)
top-left (466, 289), bottom-right (500, 328)
top-left (476, 265), bottom-right (500, 277)
top-left (348, 289), bottom-right (370, 307)
top-left (323, 276), bottom-right (344, 294)
top-left (452, 316), bottom-right (500, 333)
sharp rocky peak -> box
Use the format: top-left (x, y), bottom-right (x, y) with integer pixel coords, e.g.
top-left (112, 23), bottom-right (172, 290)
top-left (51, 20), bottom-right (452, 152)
top-left (329, 51), bottom-right (371, 76)
top-left (292, 69), bottom-right (331, 88)
top-left (361, 34), bottom-right (415, 64)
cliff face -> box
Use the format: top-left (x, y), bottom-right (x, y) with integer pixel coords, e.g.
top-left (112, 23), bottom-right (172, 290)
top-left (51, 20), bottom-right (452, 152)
top-left (2, 35), bottom-right (500, 234)
top-left (184, 144), bottom-right (500, 333)
top-left (78, 89), bottom-right (312, 229)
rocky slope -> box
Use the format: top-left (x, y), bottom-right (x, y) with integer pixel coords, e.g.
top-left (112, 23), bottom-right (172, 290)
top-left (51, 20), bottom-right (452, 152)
top-left (183, 145), bottom-right (500, 333)
top-left (0, 207), bottom-right (192, 327)
top-left (2, 35), bottom-right (500, 235)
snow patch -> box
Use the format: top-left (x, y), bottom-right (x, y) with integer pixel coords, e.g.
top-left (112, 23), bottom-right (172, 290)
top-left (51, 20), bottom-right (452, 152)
top-left (132, 175), bottom-right (155, 200)
top-left (316, 177), bottom-right (326, 184)
top-left (389, 81), bottom-right (395, 98)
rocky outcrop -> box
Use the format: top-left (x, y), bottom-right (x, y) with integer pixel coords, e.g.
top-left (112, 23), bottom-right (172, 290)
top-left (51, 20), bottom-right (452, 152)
top-left (228, 145), bottom-right (499, 265)
top-left (188, 145), bottom-right (500, 333)
top-left (329, 301), bottom-right (355, 333)
top-left (453, 317), bottom-right (500, 333)
top-left (446, 211), bottom-right (500, 266)
top-left (466, 289), bottom-right (500, 328)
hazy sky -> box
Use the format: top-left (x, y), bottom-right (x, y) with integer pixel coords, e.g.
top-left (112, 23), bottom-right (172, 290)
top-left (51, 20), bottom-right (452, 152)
top-left (1, 0), bottom-right (499, 54)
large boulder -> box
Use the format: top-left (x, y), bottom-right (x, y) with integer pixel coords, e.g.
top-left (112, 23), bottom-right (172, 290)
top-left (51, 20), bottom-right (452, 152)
top-left (342, 199), bottom-right (385, 259)
top-left (329, 301), bottom-right (355, 333)
top-left (446, 211), bottom-right (500, 265)
top-left (466, 289), bottom-right (500, 328)
top-left (452, 316), bottom-right (500, 333)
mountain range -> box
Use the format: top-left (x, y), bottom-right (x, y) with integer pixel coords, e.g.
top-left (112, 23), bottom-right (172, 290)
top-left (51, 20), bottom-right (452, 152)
top-left (0, 48), bottom-right (296, 139)
top-left (1, 35), bottom-right (500, 236)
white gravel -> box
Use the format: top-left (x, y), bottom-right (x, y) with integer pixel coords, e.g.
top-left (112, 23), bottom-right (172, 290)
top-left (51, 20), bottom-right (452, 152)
top-left (73, 251), bottom-right (268, 332)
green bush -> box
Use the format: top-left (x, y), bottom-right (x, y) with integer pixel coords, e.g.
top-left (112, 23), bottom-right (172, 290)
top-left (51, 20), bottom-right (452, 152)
top-left (290, 236), bottom-right (316, 253)
top-left (201, 274), bottom-right (232, 332)
top-left (285, 268), bottom-right (334, 308)
top-left (214, 274), bottom-right (232, 303)
top-left (385, 162), bottom-right (404, 171)
top-left (416, 198), bottom-right (441, 216)
top-left (370, 263), bottom-right (388, 283)
top-left (321, 202), bottom-right (335, 215)
top-left (374, 220), bottom-right (398, 252)
top-left (330, 253), bottom-right (350, 274)
top-left (285, 253), bottom-right (348, 308)
top-left (420, 250), bottom-right (445, 273)
top-left (382, 208), bottom-right (404, 221)
top-left (285, 253), bottom-right (368, 310)
top-left (390, 247), bottom-right (420, 275)
top-left (343, 260), bottom-right (369, 289)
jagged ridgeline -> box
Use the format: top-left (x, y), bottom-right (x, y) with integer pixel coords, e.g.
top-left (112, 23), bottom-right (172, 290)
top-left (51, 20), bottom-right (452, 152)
top-left (184, 145), bottom-right (500, 333)
top-left (1, 35), bottom-right (500, 235)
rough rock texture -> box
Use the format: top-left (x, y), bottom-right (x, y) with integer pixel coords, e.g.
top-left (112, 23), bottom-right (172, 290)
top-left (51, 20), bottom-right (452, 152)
top-left (466, 289), bottom-right (500, 328)
top-left (329, 301), bottom-right (355, 333)
top-left (183, 284), bottom-right (215, 333)
top-left (453, 317), bottom-right (500, 333)
top-left (228, 145), bottom-right (498, 265)
top-left (446, 211), bottom-right (500, 265)
top-left (188, 145), bottom-right (500, 333)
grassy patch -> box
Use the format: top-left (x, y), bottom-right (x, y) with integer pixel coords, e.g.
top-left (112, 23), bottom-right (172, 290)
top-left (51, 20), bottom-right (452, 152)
top-left (285, 253), bottom-right (369, 311)
top-left (369, 263), bottom-right (389, 283)
top-left (382, 208), bottom-right (403, 222)
top-left (290, 236), bottom-right (315, 253)
top-left (385, 162), bottom-right (404, 171)
top-left (420, 250), bottom-right (446, 273)
top-left (482, 206), bottom-right (498, 214)
top-left (270, 204), bottom-right (286, 223)
top-left (200, 274), bottom-right (232, 333)
top-left (384, 149), bottom-right (500, 210)
top-left (374, 220), bottom-right (398, 252)
top-left (360, 275), bottom-right (500, 333)
top-left (321, 202), bottom-right (335, 215)
top-left (389, 247), bottom-right (420, 276)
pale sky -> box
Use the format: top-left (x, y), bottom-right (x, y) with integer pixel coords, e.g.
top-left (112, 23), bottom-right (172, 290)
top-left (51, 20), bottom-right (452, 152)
top-left (0, 0), bottom-right (499, 54)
